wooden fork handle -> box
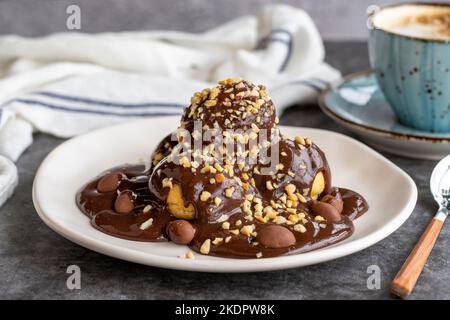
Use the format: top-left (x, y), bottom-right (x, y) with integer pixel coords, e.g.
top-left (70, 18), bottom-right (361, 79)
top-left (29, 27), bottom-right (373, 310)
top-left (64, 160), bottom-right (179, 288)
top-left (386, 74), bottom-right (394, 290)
top-left (391, 217), bottom-right (444, 299)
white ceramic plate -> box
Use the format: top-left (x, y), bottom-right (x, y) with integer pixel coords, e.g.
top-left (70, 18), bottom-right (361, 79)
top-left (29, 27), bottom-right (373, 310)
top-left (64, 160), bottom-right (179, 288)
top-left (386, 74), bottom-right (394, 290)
top-left (33, 116), bottom-right (417, 272)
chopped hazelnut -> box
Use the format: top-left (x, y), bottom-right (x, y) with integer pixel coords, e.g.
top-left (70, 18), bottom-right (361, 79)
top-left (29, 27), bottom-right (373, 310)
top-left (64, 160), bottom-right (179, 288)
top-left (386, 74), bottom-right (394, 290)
top-left (255, 215), bottom-right (267, 223)
top-left (139, 218), bottom-right (154, 230)
top-left (285, 184), bottom-right (296, 195)
top-left (212, 237), bottom-right (224, 245)
top-left (215, 173), bottom-right (225, 183)
top-left (254, 203), bottom-right (263, 213)
top-left (200, 191), bottom-right (212, 202)
top-left (180, 156), bottom-right (191, 168)
top-left (294, 136), bottom-right (306, 145)
top-left (314, 215), bottom-right (326, 222)
top-left (209, 88), bottom-right (220, 100)
top-left (200, 239), bottom-right (211, 254)
top-left (162, 177), bottom-right (173, 189)
top-left (245, 194), bottom-right (254, 201)
top-left (214, 197), bottom-right (222, 206)
top-left (204, 100), bottom-right (217, 107)
top-left (251, 123), bottom-right (260, 133)
top-left (224, 187), bottom-right (235, 198)
top-left (142, 204), bottom-right (152, 213)
top-left (235, 82), bottom-right (245, 89)
top-left (294, 224), bottom-right (307, 233)
top-left (274, 216), bottom-right (287, 224)
top-left (264, 206), bottom-right (277, 219)
top-left (296, 192), bottom-right (307, 203)
top-left (240, 224), bottom-right (255, 236)
top-left (180, 250), bottom-right (195, 259)
top-left (214, 163), bottom-right (224, 172)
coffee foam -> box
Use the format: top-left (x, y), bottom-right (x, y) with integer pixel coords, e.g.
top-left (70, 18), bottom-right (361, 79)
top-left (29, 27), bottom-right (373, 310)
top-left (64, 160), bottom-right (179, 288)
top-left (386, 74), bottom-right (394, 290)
top-left (373, 4), bottom-right (450, 41)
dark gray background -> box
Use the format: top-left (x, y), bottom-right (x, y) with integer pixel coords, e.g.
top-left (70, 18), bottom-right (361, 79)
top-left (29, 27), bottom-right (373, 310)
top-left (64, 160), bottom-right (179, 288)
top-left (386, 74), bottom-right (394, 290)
top-left (0, 0), bottom-right (448, 300)
top-left (0, 0), bottom-right (441, 39)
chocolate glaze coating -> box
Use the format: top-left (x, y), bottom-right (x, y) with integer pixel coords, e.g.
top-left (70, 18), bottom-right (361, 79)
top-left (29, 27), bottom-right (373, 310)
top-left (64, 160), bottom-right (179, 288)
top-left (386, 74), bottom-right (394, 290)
top-left (77, 164), bottom-right (368, 258)
top-left (149, 133), bottom-right (178, 170)
top-left (77, 165), bottom-right (171, 242)
top-left (149, 159), bottom-right (250, 224)
top-left (75, 78), bottom-right (369, 259)
top-left (252, 138), bottom-right (331, 201)
top-left (321, 194), bottom-right (344, 213)
top-left (180, 79), bottom-right (276, 135)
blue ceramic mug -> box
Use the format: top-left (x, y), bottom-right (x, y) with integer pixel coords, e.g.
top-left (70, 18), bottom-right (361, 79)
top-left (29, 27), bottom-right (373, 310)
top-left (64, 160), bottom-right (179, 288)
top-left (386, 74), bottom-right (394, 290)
top-left (368, 3), bottom-right (450, 132)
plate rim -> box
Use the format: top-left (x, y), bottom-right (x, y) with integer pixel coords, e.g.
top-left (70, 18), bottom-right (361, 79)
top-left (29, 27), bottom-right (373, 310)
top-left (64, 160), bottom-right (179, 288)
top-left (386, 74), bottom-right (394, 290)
top-left (318, 70), bottom-right (450, 144)
top-left (32, 117), bottom-right (418, 272)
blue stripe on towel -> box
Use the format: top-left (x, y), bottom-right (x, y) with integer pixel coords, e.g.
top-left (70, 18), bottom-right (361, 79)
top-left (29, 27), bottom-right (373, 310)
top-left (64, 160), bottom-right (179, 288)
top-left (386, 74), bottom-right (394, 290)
top-left (255, 37), bottom-right (290, 48)
top-left (281, 80), bottom-right (323, 93)
top-left (272, 29), bottom-right (292, 72)
top-left (309, 78), bottom-right (330, 87)
top-left (296, 80), bottom-right (323, 92)
top-left (256, 29), bottom-right (293, 73)
top-left (13, 98), bottom-right (182, 117)
top-left (31, 91), bottom-right (186, 109)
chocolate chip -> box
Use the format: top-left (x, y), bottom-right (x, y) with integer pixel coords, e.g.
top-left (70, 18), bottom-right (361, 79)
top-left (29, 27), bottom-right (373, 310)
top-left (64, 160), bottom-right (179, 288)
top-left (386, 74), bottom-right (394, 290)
top-left (97, 172), bottom-right (122, 193)
top-left (114, 190), bottom-right (135, 213)
top-left (257, 225), bottom-right (296, 249)
top-left (320, 194), bottom-right (344, 213)
top-left (166, 220), bottom-right (196, 245)
top-left (311, 201), bottom-right (341, 223)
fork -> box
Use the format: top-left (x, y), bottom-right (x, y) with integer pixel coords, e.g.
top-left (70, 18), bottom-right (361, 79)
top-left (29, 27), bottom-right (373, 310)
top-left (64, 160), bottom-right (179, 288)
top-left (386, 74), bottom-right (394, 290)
top-left (391, 159), bottom-right (450, 299)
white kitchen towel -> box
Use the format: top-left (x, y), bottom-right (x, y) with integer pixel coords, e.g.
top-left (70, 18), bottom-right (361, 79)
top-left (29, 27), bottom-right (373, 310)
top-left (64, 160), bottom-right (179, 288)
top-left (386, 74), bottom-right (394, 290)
top-left (0, 155), bottom-right (18, 207)
top-left (0, 4), bottom-right (340, 206)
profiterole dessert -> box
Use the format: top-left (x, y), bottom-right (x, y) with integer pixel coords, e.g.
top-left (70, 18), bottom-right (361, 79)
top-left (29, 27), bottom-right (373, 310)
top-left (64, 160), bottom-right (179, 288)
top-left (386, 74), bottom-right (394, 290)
top-left (76, 78), bottom-right (368, 259)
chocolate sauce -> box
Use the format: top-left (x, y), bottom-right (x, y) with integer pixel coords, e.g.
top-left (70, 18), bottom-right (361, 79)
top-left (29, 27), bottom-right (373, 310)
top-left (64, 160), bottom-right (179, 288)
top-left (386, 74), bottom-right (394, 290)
top-left (77, 163), bottom-right (368, 259)
top-left (76, 78), bottom-right (369, 259)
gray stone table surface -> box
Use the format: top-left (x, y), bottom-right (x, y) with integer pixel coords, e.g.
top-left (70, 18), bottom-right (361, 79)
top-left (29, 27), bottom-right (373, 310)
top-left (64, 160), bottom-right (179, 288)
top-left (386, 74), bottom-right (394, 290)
top-left (0, 41), bottom-right (448, 300)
